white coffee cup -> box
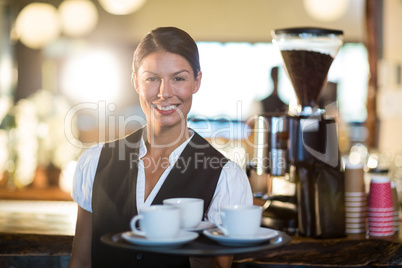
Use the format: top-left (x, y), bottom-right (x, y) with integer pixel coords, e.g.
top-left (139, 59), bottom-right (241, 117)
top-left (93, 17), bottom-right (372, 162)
top-left (163, 198), bottom-right (204, 229)
top-left (214, 205), bottom-right (263, 237)
top-left (130, 205), bottom-right (180, 240)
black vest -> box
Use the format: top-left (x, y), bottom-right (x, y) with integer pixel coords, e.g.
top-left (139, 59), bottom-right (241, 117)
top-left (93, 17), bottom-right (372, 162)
top-left (91, 128), bottom-right (228, 268)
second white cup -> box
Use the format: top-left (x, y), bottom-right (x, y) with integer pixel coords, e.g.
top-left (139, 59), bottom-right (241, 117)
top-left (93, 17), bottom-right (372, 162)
top-left (163, 198), bottom-right (204, 229)
top-left (214, 205), bottom-right (263, 237)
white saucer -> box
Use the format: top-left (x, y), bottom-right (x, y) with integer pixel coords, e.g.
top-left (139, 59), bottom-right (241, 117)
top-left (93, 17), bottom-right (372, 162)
top-left (122, 230), bottom-right (198, 247)
top-left (185, 221), bottom-right (215, 232)
top-left (203, 227), bottom-right (279, 246)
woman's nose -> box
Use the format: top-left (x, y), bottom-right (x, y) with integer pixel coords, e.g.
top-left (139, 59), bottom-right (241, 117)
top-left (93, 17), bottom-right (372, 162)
top-left (158, 79), bottom-right (173, 99)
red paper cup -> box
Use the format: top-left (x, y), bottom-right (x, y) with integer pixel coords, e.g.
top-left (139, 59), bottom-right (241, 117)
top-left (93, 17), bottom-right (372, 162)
top-left (368, 214), bottom-right (394, 220)
top-left (368, 220), bottom-right (394, 227)
top-left (369, 222), bottom-right (394, 228)
top-left (369, 231), bottom-right (394, 236)
top-left (369, 225), bottom-right (394, 230)
top-left (367, 207), bottom-right (394, 212)
top-left (369, 226), bottom-right (394, 232)
top-left (368, 221), bottom-right (393, 227)
top-left (368, 211), bottom-right (394, 217)
top-left (368, 176), bottom-right (393, 209)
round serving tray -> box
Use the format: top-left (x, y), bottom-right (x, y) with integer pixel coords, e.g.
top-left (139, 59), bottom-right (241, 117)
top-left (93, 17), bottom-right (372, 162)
top-left (101, 230), bottom-right (291, 257)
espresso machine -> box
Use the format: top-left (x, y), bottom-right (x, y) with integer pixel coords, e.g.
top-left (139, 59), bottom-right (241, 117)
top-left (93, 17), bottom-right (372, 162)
top-left (253, 27), bottom-right (345, 238)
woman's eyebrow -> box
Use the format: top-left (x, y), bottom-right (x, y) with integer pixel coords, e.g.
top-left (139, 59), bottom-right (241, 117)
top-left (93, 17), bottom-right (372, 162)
top-left (141, 70), bottom-right (190, 76)
top-left (172, 70), bottom-right (190, 76)
top-left (142, 71), bottom-right (158, 75)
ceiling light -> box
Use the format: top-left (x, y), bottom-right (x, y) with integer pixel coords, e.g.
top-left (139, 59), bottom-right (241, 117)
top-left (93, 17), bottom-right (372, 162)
top-left (61, 48), bottom-right (121, 103)
top-left (59, 0), bottom-right (98, 37)
top-left (98, 0), bottom-right (147, 15)
top-left (15, 3), bottom-right (61, 49)
top-left (303, 0), bottom-right (349, 22)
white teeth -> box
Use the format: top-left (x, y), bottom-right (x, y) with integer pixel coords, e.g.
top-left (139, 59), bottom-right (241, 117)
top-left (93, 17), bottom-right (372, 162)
top-left (156, 105), bottom-right (177, 111)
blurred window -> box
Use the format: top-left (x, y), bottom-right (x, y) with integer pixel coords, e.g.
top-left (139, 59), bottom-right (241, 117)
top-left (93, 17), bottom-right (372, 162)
top-left (191, 42), bottom-right (368, 123)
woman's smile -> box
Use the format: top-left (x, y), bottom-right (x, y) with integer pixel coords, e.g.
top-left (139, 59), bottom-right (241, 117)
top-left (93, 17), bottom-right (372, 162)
top-left (152, 104), bottom-right (179, 114)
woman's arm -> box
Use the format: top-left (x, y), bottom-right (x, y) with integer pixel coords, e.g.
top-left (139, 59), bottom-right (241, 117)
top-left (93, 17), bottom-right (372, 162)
top-left (190, 161), bottom-right (252, 268)
top-left (68, 207), bottom-right (93, 268)
top-left (207, 160), bottom-right (253, 222)
top-left (69, 145), bottom-right (103, 267)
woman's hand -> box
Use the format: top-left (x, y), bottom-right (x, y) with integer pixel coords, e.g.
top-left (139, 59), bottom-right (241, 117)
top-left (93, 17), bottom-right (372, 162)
top-left (190, 255), bottom-right (233, 268)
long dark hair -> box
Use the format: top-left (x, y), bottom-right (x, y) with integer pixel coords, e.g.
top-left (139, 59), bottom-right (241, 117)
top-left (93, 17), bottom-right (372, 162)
top-left (132, 27), bottom-right (200, 78)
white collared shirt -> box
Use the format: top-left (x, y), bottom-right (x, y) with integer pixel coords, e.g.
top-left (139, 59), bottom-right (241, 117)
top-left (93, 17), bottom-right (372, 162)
top-left (71, 130), bottom-right (253, 222)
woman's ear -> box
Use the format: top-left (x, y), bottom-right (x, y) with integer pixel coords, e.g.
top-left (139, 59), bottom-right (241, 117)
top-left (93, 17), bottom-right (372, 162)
top-left (132, 72), bottom-right (139, 93)
top-left (193, 71), bottom-right (202, 94)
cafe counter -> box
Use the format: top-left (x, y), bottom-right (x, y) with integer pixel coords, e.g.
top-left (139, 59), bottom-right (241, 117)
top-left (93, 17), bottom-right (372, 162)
top-left (2, 231), bottom-right (402, 268)
top-left (233, 234), bottom-right (402, 267)
top-left (0, 192), bottom-right (402, 267)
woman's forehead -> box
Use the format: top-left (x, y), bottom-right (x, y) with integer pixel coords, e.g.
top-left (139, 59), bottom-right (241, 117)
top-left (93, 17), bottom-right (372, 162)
top-left (138, 52), bottom-right (193, 73)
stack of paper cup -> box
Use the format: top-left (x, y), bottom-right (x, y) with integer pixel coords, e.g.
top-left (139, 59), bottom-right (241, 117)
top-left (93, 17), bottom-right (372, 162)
top-left (391, 181), bottom-right (400, 233)
top-left (368, 176), bottom-right (394, 236)
top-left (345, 163), bottom-right (367, 234)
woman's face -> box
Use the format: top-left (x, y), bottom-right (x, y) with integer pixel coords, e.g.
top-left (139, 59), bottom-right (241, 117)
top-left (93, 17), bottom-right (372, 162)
top-left (133, 51), bottom-right (201, 130)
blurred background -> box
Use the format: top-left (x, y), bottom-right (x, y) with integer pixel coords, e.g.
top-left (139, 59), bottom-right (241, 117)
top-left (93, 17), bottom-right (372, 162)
top-left (0, 0), bottom-right (402, 200)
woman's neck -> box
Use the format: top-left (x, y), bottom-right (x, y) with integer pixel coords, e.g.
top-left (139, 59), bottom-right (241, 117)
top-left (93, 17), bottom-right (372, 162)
top-left (145, 124), bottom-right (190, 155)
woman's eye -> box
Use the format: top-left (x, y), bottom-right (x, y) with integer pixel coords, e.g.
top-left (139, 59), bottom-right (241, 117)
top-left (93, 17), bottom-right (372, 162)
top-left (174, 76), bottom-right (185, 81)
top-left (146, 77), bottom-right (159, 82)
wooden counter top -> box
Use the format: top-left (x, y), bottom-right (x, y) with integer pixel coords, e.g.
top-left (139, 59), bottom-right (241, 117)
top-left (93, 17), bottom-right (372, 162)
top-left (0, 233), bottom-right (73, 256)
top-left (1, 231), bottom-right (402, 267)
top-left (0, 186), bottom-right (73, 201)
top-left (233, 235), bottom-right (402, 267)
top-left (0, 196), bottom-right (401, 267)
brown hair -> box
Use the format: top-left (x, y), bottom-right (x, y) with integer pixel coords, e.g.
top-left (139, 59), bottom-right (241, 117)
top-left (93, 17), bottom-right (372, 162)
top-left (132, 27), bottom-right (200, 78)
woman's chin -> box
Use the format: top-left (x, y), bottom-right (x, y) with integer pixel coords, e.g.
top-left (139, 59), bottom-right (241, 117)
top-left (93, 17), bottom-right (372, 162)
top-left (154, 117), bottom-right (186, 129)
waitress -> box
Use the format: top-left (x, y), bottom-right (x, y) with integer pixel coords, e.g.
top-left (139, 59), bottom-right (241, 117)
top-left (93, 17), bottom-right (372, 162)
top-left (68, 26), bottom-right (253, 268)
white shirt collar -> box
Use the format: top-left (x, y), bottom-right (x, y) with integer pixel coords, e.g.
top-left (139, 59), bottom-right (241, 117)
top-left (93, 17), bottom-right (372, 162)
top-left (138, 128), bottom-right (195, 166)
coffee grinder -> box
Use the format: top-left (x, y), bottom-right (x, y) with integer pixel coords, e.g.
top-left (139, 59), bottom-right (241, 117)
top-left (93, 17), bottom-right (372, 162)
top-left (254, 27), bottom-right (345, 238)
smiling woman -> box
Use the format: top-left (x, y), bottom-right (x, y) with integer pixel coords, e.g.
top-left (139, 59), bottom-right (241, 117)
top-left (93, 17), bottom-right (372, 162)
top-left (68, 27), bottom-right (253, 268)
top-left (60, 48), bottom-right (122, 103)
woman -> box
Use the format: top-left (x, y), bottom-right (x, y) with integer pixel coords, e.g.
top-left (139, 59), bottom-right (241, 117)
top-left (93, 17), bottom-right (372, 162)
top-left (69, 26), bottom-right (253, 268)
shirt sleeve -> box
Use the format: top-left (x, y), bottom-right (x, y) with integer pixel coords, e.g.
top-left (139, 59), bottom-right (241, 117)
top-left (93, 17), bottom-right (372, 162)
top-left (71, 144), bottom-right (104, 213)
top-left (206, 160), bottom-right (253, 223)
